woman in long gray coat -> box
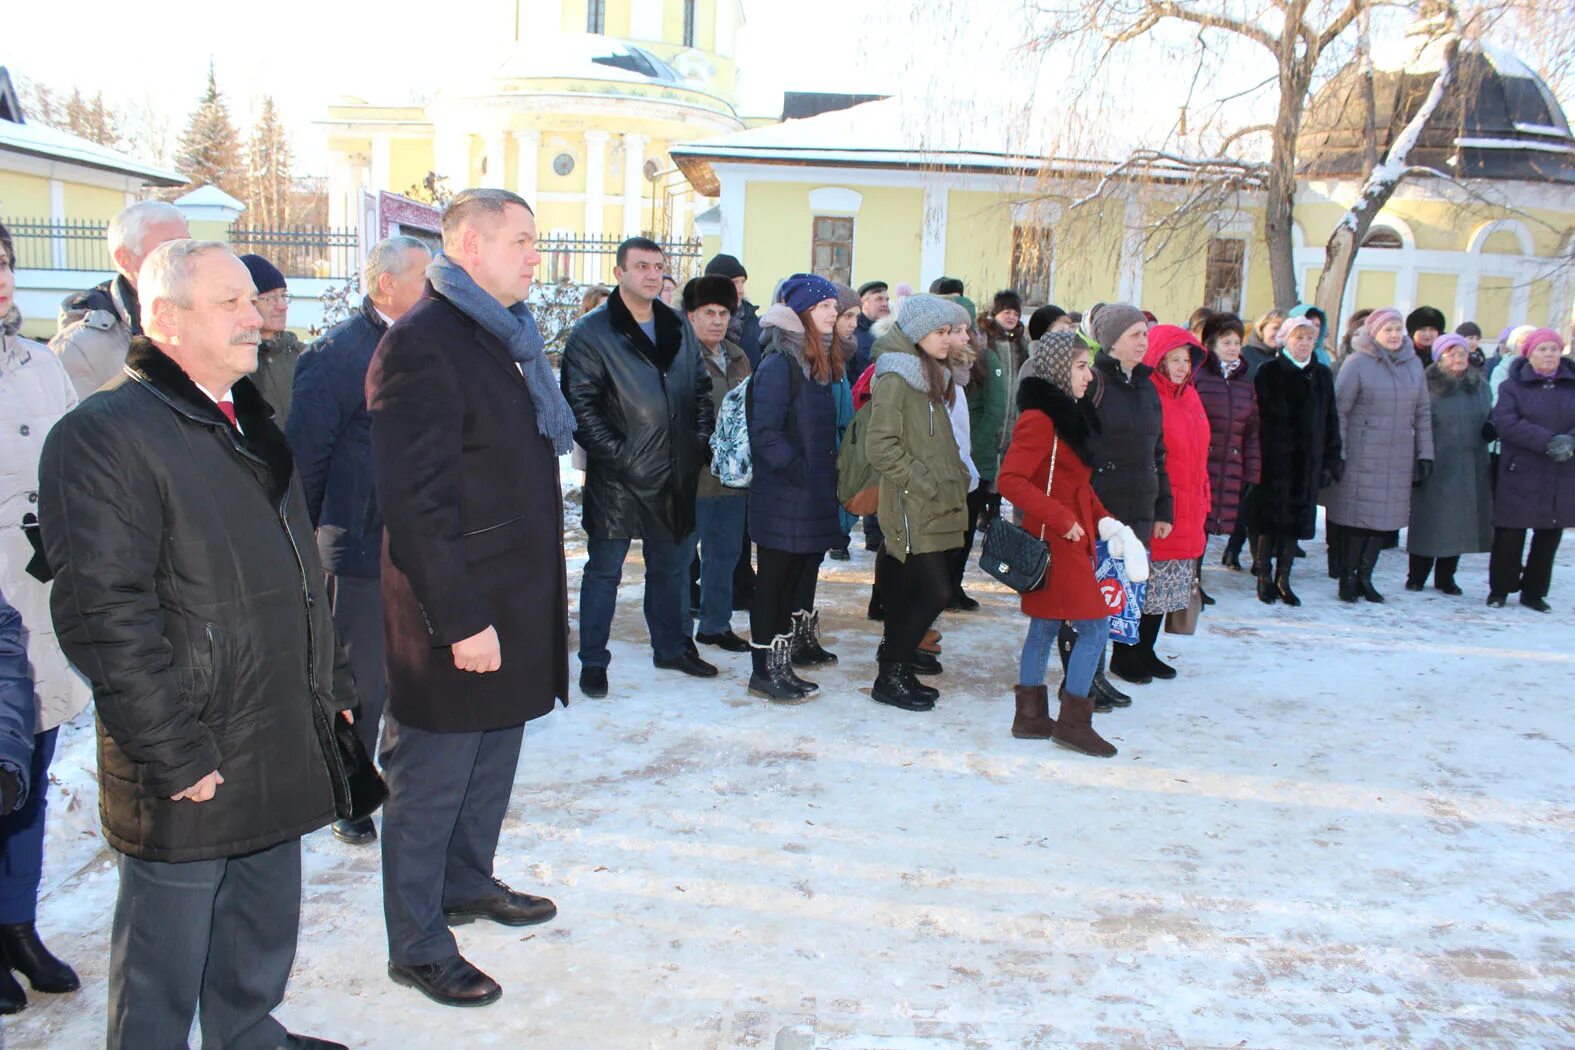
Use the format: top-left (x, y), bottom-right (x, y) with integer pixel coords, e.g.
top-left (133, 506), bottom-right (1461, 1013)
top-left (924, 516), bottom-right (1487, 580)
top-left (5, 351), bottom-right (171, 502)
top-left (1405, 334), bottom-right (1492, 595)
top-left (1324, 307), bottom-right (1433, 603)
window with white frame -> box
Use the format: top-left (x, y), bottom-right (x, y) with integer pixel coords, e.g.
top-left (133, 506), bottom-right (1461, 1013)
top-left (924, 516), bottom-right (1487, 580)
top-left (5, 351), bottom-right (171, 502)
top-left (1010, 225), bottom-right (1054, 305)
top-left (811, 216), bottom-right (854, 285)
top-left (1203, 237), bottom-right (1246, 313)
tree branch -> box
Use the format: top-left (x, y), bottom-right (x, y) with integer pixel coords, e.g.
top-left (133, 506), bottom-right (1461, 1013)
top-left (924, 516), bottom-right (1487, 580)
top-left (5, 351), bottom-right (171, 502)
top-left (1315, 0), bottom-right (1365, 57)
top-left (1107, 0), bottom-right (1280, 55)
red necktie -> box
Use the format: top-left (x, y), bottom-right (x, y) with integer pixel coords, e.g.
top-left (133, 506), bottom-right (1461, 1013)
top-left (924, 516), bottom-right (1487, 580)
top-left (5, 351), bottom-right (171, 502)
top-left (217, 400), bottom-right (238, 429)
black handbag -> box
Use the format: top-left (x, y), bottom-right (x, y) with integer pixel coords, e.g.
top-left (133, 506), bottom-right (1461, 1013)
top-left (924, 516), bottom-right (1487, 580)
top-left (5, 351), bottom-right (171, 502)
top-left (312, 699), bottom-right (387, 821)
top-left (978, 438), bottom-right (1058, 593)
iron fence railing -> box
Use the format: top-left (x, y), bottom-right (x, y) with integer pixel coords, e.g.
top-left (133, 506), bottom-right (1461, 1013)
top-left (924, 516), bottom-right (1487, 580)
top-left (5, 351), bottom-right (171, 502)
top-left (3, 218), bottom-right (114, 271)
top-left (536, 232), bottom-right (704, 287)
top-left (229, 225), bottom-right (360, 280)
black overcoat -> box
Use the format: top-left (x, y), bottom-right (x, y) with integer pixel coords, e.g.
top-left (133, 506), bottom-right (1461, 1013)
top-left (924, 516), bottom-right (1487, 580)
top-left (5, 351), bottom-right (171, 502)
top-left (1082, 351), bottom-right (1173, 544)
top-left (367, 286), bottom-right (569, 733)
top-left (1253, 355), bottom-right (1342, 540)
top-left (40, 338), bottom-right (352, 863)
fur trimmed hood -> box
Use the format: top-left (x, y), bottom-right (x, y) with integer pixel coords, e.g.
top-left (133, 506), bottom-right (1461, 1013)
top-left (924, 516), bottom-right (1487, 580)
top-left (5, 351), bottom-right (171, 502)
top-left (1425, 362), bottom-right (1485, 398)
top-left (1016, 375), bottom-right (1101, 472)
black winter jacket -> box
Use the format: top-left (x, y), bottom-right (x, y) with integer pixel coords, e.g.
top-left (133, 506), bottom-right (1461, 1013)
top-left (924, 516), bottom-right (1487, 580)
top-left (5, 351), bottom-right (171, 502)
top-left (560, 289), bottom-right (713, 541)
top-left (39, 338), bottom-right (353, 863)
top-left (1253, 355), bottom-right (1342, 540)
top-left (285, 296), bottom-right (388, 578)
top-left (1083, 351), bottom-right (1173, 544)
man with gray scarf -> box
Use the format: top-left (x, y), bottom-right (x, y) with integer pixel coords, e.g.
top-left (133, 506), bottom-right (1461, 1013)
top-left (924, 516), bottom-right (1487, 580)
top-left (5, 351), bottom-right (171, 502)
top-left (367, 188), bottom-right (572, 1008)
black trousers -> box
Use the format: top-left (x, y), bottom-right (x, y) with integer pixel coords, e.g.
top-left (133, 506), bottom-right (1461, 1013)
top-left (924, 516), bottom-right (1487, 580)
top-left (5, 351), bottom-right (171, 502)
top-left (1490, 527), bottom-right (1563, 600)
top-left (381, 715), bottom-right (524, 965)
top-left (751, 547), bottom-right (823, 643)
top-left (733, 512), bottom-right (756, 607)
top-left (108, 838), bottom-right (301, 1050)
top-left (325, 572), bottom-right (388, 762)
top-left (951, 487), bottom-right (993, 595)
top-left (1407, 554), bottom-right (1460, 587)
top-left (877, 549), bottom-right (954, 656)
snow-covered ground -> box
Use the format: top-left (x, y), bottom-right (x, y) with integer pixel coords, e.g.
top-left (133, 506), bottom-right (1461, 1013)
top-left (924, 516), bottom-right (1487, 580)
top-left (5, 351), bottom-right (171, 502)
top-left (8, 530), bottom-right (1575, 1049)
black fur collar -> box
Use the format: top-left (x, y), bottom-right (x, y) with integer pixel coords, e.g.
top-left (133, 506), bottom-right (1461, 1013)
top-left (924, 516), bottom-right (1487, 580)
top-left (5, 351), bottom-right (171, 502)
top-left (607, 287), bottom-right (682, 371)
top-left (1425, 363), bottom-right (1484, 398)
top-left (1017, 376), bottom-right (1102, 471)
top-left (124, 336), bottom-right (294, 504)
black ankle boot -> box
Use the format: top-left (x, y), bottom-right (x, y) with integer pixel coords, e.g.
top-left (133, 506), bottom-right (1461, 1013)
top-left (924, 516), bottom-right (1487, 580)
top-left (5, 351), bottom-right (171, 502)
top-left (1108, 641), bottom-right (1152, 684)
top-left (1356, 534), bottom-right (1385, 603)
top-left (872, 660), bottom-right (934, 711)
top-left (0, 966), bottom-right (23, 1015)
top-left (747, 635), bottom-right (811, 702)
top-left (0, 923), bottom-right (79, 995)
top-left (1138, 613), bottom-right (1176, 679)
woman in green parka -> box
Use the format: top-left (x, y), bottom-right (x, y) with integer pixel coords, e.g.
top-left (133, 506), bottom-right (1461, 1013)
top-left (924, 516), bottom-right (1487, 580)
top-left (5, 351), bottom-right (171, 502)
top-left (865, 294), bottom-right (971, 713)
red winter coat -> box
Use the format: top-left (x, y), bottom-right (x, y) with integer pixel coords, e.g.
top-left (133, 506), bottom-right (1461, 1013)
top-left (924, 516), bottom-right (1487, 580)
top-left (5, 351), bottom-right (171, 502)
top-left (997, 377), bottom-right (1112, 622)
top-left (1193, 351), bottom-right (1262, 534)
top-left (1143, 326), bottom-right (1212, 561)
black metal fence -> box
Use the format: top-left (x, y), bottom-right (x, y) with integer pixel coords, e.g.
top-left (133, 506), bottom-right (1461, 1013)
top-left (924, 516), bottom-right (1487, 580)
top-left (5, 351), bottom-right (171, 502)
top-left (536, 233), bottom-right (705, 286)
top-left (229, 225), bottom-right (360, 280)
top-left (3, 218), bottom-right (114, 271)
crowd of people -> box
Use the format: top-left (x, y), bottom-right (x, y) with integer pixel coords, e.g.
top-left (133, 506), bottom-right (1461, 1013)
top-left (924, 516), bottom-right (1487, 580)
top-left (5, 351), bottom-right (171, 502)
top-left (0, 188), bottom-right (1571, 1044)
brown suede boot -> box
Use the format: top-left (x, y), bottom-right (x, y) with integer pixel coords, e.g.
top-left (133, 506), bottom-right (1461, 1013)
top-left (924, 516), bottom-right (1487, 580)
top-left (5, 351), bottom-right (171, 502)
top-left (1051, 688), bottom-right (1118, 757)
top-left (1011, 685), bottom-right (1055, 739)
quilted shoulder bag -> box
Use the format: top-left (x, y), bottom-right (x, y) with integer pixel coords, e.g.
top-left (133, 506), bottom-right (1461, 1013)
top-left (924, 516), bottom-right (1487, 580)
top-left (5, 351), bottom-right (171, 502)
top-left (977, 438), bottom-right (1058, 593)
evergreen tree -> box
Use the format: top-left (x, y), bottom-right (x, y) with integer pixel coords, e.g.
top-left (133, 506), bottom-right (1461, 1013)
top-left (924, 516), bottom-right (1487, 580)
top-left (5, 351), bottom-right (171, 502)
top-left (175, 61), bottom-right (245, 198)
top-left (247, 95), bottom-right (294, 227)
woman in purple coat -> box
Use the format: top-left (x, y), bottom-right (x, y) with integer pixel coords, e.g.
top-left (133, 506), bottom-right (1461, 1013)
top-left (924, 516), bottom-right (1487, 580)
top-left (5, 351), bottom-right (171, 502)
top-left (1194, 314), bottom-right (1262, 583)
top-left (1488, 329), bottom-right (1575, 611)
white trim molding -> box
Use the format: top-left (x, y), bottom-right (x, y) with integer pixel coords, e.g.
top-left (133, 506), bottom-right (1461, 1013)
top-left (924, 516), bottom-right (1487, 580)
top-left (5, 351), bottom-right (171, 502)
top-left (806, 187), bottom-right (863, 215)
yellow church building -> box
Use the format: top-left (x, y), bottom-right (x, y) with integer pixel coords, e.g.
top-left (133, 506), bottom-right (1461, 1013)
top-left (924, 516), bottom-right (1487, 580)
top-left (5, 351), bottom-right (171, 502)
top-left (320, 0), bottom-right (744, 282)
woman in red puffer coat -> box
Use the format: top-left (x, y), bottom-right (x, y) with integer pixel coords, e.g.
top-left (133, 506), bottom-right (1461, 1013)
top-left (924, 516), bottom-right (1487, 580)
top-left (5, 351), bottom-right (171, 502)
top-left (1136, 324), bottom-right (1211, 678)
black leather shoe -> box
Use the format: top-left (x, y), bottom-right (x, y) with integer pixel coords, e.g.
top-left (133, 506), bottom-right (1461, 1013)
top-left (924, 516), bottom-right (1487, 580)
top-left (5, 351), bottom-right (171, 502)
top-left (0, 923), bottom-right (78, 994)
top-left (331, 817), bottom-right (376, 845)
top-left (579, 666), bottom-right (608, 698)
top-left (388, 956), bottom-right (501, 1007)
top-left (0, 966), bottom-right (24, 1015)
top-left (654, 650), bottom-right (719, 677)
top-left (947, 592), bottom-right (980, 612)
top-left (1486, 592), bottom-right (1507, 608)
top-left (444, 879), bottom-right (558, 927)
top-left (910, 649), bottom-right (943, 676)
top-left (828, 548), bottom-right (851, 561)
top-left (696, 630), bottom-right (751, 653)
top-left (1521, 596), bottom-right (1552, 613)
top-left (282, 1035), bottom-right (350, 1049)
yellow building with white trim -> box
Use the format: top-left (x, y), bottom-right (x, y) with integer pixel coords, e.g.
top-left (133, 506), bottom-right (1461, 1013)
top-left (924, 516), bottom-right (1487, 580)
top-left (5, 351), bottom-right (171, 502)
top-left (320, 0), bottom-right (743, 280)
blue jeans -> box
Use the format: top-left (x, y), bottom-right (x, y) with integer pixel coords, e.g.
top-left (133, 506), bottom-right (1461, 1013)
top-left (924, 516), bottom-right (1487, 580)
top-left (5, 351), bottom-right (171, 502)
top-left (579, 533), bottom-right (693, 667)
top-left (1019, 616), bottom-right (1106, 695)
top-left (0, 726), bottom-right (56, 923)
top-left (688, 497), bottom-right (747, 635)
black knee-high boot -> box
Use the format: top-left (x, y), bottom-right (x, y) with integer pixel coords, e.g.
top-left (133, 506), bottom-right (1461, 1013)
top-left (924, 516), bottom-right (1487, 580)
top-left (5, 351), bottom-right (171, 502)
top-left (1275, 538), bottom-right (1302, 606)
top-left (1356, 532), bottom-right (1385, 603)
top-left (1255, 535), bottom-right (1277, 604)
top-left (1338, 530), bottom-right (1364, 602)
top-left (1326, 521), bottom-right (1346, 579)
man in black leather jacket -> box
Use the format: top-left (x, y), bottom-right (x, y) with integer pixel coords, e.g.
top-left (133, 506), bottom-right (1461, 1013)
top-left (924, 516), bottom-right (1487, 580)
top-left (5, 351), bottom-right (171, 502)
top-left (560, 238), bottom-right (715, 697)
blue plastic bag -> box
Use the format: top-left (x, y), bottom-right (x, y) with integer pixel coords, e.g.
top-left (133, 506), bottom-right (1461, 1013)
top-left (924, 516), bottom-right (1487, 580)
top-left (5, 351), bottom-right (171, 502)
top-left (1095, 540), bottom-right (1145, 645)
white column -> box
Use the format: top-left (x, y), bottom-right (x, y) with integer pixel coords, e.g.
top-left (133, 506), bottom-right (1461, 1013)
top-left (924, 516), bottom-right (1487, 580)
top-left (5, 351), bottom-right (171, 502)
top-left (48, 179), bottom-right (66, 269)
top-left (515, 128), bottom-right (541, 206)
top-left (918, 182), bottom-right (948, 287)
top-left (583, 130), bottom-right (610, 283)
top-left (719, 171), bottom-right (745, 259)
top-left (1117, 197), bottom-right (1145, 305)
top-left (328, 152), bottom-right (357, 229)
top-left (622, 133), bottom-right (647, 236)
top-left (482, 130), bottom-right (508, 189)
top-left (369, 134), bottom-right (393, 193)
top-left (434, 127), bottom-right (471, 189)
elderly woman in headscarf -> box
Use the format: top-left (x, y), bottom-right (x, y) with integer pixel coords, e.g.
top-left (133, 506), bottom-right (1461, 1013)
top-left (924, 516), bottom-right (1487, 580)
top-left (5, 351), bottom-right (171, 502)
top-left (1323, 307), bottom-right (1433, 603)
top-left (997, 331), bottom-right (1139, 758)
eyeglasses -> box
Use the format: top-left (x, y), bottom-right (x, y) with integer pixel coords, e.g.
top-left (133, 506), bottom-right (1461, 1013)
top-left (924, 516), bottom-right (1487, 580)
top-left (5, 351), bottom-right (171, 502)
top-left (256, 292), bottom-right (289, 307)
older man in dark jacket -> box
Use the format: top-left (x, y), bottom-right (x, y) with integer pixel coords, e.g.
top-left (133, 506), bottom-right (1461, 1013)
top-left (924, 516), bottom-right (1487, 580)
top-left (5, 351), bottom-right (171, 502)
top-left (286, 234), bottom-right (431, 846)
top-left (562, 237), bottom-right (715, 698)
top-left (368, 189), bottom-right (571, 1009)
top-left (39, 240), bottom-right (351, 1050)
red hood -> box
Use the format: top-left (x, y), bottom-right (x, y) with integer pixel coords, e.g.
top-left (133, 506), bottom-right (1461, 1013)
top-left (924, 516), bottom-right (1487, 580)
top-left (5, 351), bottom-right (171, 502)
top-left (1144, 324), bottom-right (1206, 394)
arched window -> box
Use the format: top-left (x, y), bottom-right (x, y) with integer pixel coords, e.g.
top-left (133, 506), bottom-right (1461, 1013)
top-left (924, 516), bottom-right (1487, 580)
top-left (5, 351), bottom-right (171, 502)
top-left (1362, 225), bottom-right (1404, 250)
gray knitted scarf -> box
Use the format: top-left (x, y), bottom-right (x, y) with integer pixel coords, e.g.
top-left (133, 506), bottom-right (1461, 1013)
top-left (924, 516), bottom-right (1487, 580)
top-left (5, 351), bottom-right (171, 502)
top-left (426, 253), bottom-right (577, 455)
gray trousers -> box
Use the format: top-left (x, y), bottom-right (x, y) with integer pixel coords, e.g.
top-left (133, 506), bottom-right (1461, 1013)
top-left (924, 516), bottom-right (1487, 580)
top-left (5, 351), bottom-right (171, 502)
top-left (108, 838), bottom-right (301, 1050)
top-left (325, 572), bottom-right (388, 762)
top-left (380, 716), bottom-right (524, 965)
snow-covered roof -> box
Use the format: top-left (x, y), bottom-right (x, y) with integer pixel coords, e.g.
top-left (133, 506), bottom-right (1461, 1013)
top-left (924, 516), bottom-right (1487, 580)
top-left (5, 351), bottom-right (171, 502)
top-left (495, 34), bottom-right (686, 87)
top-left (0, 109), bottom-right (184, 186)
top-left (670, 95), bottom-right (1175, 189)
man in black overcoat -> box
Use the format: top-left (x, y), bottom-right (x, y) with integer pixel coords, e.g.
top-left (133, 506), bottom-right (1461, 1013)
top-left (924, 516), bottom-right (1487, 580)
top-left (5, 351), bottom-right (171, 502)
top-left (367, 188), bottom-right (571, 1007)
